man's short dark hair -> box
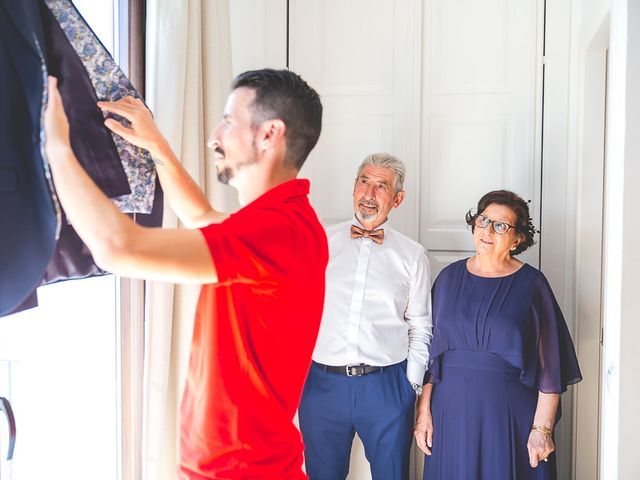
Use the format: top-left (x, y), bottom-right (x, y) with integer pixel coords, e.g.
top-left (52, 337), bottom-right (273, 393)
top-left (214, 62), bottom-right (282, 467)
top-left (231, 69), bottom-right (323, 170)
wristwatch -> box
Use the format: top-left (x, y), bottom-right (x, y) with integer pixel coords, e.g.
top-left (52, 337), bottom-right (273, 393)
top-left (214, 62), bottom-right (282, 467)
top-left (410, 382), bottom-right (423, 396)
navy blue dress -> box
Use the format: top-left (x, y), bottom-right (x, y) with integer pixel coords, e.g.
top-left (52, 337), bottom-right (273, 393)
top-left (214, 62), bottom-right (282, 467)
top-left (423, 259), bottom-right (581, 480)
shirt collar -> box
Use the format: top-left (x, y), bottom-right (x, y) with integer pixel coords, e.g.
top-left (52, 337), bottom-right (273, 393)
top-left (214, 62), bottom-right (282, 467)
top-left (353, 214), bottom-right (388, 231)
top-left (245, 179), bottom-right (310, 210)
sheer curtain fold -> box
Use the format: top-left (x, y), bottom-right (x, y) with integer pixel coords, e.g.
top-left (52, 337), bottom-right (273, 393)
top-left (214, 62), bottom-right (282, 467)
top-left (142, 2), bottom-right (233, 479)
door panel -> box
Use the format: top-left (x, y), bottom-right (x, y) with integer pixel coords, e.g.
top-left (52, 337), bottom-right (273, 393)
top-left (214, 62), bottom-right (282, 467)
top-left (421, 0), bottom-right (541, 268)
top-left (574, 21), bottom-right (609, 480)
top-left (428, 250), bottom-right (475, 279)
top-left (430, 0), bottom-right (511, 94)
top-left (229, 0), bottom-right (287, 74)
top-left (291, 0), bottom-right (423, 238)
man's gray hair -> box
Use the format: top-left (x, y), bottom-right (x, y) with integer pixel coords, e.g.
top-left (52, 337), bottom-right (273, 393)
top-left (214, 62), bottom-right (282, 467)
top-left (356, 153), bottom-right (406, 194)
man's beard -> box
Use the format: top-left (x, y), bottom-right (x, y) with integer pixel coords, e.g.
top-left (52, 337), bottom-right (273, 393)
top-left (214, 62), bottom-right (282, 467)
top-left (214, 139), bottom-right (259, 185)
top-left (356, 201), bottom-right (380, 222)
top-left (217, 167), bottom-right (233, 185)
top-left (357, 210), bottom-right (378, 222)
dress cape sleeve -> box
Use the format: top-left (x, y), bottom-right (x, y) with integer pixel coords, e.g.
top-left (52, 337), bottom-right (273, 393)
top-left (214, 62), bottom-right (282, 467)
top-left (425, 266), bottom-right (583, 392)
top-left (521, 273), bottom-right (582, 393)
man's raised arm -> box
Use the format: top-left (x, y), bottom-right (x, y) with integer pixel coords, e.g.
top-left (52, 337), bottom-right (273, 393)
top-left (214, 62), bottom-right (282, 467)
top-left (45, 77), bottom-right (217, 284)
top-left (97, 96), bottom-right (227, 228)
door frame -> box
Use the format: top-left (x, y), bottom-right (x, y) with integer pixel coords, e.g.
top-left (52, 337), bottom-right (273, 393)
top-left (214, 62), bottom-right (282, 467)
top-left (571, 12), bottom-right (610, 480)
top-left (539, 1), bottom-right (575, 475)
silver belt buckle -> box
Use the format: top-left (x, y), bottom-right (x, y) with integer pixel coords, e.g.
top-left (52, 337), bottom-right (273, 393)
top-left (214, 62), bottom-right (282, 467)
top-left (346, 364), bottom-right (364, 376)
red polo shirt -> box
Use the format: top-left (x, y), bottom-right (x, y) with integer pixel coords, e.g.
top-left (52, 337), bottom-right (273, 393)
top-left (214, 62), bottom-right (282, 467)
top-left (179, 179), bottom-right (328, 480)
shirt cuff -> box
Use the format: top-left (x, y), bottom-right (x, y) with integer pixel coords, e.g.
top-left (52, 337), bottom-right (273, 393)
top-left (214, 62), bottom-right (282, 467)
top-left (406, 359), bottom-right (427, 386)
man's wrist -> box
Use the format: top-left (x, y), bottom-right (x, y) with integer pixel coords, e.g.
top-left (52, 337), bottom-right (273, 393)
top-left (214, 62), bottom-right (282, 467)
top-left (410, 382), bottom-right (423, 396)
top-left (45, 142), bottom-right (74, 162)
top-left (150, 139), bottom-right (172, 162)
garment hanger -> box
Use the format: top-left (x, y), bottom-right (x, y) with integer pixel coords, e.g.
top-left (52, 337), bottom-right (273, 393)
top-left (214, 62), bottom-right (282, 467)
top-left (0, 397), bottom-right (16, 461)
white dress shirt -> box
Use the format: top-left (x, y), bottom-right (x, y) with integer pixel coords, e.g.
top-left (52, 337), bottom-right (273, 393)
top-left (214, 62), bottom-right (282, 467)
top-left (313, 220), bottom-right (433, 385)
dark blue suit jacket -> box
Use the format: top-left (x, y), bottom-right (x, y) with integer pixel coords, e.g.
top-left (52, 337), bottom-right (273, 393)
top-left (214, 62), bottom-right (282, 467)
top-left (0, 0), bottom-right (163, 316)
top-left (0, 0), bottom-right (58, 316)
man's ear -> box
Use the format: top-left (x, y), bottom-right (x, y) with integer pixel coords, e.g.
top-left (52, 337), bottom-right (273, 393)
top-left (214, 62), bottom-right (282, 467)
top-left (259, 119), bottom-right (286, 151)
top-left (393, 190), bottom-right (406, 209)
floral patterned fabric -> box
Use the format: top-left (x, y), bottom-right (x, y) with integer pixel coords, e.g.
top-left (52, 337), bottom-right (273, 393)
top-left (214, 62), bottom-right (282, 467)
top-left (43, 0), bottom-right (156, 214)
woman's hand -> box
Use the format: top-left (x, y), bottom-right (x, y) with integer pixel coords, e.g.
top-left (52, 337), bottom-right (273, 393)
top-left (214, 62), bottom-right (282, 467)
top-left (44, 76), bottom-right (72, 157)
top-left (97, 96), bottom-right (168, 157)
top-left (529, 392), bottom-right (559, 467)
top-left (414, 409), bottom-right (434, 455)
top-left (527, 429), bottom-right (555, 468)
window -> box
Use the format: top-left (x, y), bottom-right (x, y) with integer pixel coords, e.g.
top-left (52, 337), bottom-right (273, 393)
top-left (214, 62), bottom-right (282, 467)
top-left (0, 2), bottom-right (143, 479)
top-left (0, 277), bottom-right (119, 480)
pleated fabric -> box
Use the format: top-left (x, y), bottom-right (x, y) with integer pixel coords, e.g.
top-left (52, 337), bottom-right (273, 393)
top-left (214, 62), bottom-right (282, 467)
top-left (423, 260), bottom-right (581, 480)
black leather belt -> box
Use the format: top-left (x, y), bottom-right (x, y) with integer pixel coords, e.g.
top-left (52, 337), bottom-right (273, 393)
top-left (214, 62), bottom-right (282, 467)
top-left (315, 362), bottom-right (382, 377)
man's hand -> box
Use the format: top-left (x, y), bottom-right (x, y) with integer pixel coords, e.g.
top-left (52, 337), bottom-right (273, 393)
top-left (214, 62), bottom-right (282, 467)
top-left (98, 96), bottom-right (168, 157)
top-left (44, 76), bottom-right (72, 157)
top-left (99, 95), bottom-right (225, 227)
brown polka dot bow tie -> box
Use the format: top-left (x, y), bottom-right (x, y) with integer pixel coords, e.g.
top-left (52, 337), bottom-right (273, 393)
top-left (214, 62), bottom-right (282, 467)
top-left (350, 225), bottom-right (385, 245)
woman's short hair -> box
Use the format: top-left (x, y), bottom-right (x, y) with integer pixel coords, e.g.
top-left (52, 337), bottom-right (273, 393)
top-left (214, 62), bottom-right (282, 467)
top-left (465, 190), bottom-right (537, 256)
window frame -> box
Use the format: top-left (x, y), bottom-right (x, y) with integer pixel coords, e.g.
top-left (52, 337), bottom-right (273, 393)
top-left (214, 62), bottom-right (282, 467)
top-left (116, 2), bottom-right (146, 479)
top-left (117, 278), bottom-right (145, 480)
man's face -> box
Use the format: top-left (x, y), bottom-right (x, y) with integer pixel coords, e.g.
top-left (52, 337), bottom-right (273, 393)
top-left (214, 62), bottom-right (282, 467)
top-left (207, 87), bottom-right (260, 185)
top-left (352, 165), bottom-right (404, 228)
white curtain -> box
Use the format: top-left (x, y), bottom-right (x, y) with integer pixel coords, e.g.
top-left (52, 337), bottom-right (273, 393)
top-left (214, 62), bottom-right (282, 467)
top-left (142, 2), bottom-right (235, 479)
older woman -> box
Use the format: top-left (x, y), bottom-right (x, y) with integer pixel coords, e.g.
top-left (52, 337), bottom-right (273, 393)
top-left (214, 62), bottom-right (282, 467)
top-left (415, 190), bottom-right (581, 480)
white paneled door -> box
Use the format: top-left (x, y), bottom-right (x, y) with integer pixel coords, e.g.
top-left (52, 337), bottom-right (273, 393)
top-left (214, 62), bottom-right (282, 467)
top-left (291, 0), bottom-right (423, 238)
top-left (293, 0), bottom-right (542, 274)
top-left (421, 0), bottom-right (543, 275)
top-left (288, 1), bottom-right (543, 479)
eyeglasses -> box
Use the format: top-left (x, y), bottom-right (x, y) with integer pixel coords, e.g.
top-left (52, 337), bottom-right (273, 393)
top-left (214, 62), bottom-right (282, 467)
top-left (475, 214), bottom-right (516, 235)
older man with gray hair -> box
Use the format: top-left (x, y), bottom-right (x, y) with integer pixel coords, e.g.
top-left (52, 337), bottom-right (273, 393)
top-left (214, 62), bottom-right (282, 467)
top-left (298, 153), bottom-right (432, 479)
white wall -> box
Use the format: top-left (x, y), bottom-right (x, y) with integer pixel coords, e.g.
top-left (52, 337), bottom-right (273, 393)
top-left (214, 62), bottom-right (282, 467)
top-left (601, 0), bottom-right (640, 478)
top-left (551, 1), bottom-right (640, 479)
top-left (540, 2), bottom-right (578, 477)
top-left (564, 1), bottom-right (611, 478)
top-left (564, 0), bottom-right (640, 477)
top-left (616, 2), bottom-right (640, 475)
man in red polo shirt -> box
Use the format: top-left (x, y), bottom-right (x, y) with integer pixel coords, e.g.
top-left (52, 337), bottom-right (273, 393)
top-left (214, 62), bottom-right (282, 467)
top-left (43, 69), bottom-right (327, 479)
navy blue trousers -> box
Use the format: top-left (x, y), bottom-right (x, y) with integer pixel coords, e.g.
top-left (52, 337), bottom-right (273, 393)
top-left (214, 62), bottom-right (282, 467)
top-left (299, 361), bottom-right (416, 480)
